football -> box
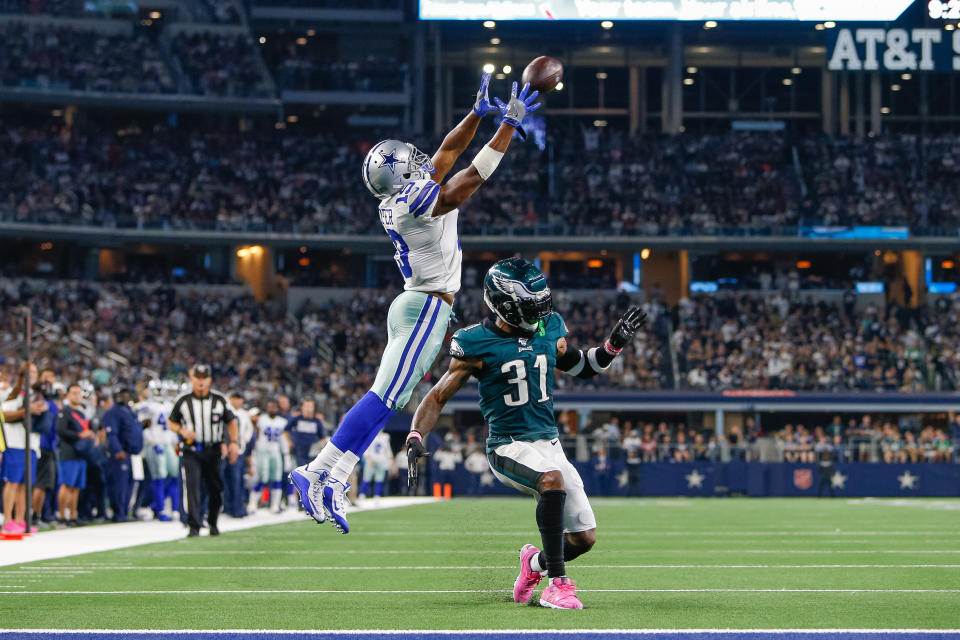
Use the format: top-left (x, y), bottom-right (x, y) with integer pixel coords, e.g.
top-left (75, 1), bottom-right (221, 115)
top-left (521, 55), bottom-right (563, 94)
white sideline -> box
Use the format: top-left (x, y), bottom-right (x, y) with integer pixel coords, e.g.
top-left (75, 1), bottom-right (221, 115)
top-left (2, 630), bottom-right (960, 636)
top-left (0, 497), bottom-right (435, 567)
top-left (3, 588), bottom-right (960, 595)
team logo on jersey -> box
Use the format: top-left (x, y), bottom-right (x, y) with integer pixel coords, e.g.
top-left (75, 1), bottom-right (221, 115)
top-left (449, 338), bottom-right (464, 358)
top-left (518, 338), bottom-right (528, 346)
top-left (793, 469), bottom-right (813, 490)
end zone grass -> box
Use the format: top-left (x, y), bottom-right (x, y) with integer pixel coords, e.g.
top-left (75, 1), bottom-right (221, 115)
top-left (1, 498), bottom-right (958, 630)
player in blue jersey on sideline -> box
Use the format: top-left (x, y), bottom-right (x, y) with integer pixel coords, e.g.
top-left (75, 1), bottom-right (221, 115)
top-left (405, 258), bottom-right (646, 610)
top-left (290, 74), bottom-right (541, 533)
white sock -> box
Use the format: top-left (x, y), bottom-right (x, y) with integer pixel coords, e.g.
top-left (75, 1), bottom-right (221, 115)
top-left (307, 442), bottom-right (344, 473)
top-left (330, 451), bottom-right (360, 484)
top-left (530, 551), bottom-right (545, 574)
top-left (269, 489), bottom-right (281, 511)
top-left (248, 491), bottom-right (260, 512)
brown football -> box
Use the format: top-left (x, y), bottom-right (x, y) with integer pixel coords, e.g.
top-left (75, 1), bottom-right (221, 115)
top-left (521, 56), bottom-right (563, 94)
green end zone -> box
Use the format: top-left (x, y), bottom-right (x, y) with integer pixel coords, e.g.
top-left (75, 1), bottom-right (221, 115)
top-left (1, 498), bottom-right (959, 632)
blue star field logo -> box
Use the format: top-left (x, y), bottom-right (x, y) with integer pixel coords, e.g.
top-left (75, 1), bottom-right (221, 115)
top-left (379, 148), bottom-right (401, 173)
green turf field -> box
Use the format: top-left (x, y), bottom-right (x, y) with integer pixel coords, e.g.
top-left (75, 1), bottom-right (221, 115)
top-left (2, 498), bottom-right (959, 630)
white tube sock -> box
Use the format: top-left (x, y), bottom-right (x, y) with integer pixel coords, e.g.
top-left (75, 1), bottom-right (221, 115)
top-left (330, 451), bottom-right (360, 484)
top-left (307, 442), bottom-right (344, 473)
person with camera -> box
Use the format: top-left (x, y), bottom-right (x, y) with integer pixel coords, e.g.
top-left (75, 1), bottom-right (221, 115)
top-left (1, 362), bottom-right (48, 534)
top-left (167, 364), bottom-right (239, 537)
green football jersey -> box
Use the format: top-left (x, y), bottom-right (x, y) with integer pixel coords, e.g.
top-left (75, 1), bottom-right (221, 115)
top-left (449, 313), bottom-right (567, 452)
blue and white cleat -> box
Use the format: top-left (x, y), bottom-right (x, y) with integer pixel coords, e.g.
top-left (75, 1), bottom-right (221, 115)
top-left (322, 479), bottom-right (351, 534)
top-left (289, 465), bottom-right (329, 525)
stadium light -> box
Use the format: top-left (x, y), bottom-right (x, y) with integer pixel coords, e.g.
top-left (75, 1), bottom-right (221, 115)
top-left (600, 20), bottom-right (613, 29)
top-left (287, 115), bottom-right (298, 123)
top-left (901, 73), bottom-right (912, 80)
top-left (881, 106), bottom-right (891, 114)
top-left (947, 24), bottom-right (957, 30)
top-left (815, 23), bottom-right (825, 30)
top-left (258, 36), bottom-right (266, 44)
top-left (593, 120), bottom-right (608, 127)
top-left (307, 29), bottom-right (315, 36)
top-left (502, 65), bottom-right (512, 73)
top-left (555, 81), bottom-right (564, 90)
top-left (483, 20), bottom-right (495, 28)
top-left (490, 37), bottom-right (500, 45)
top-left (596, 72), bottom-right (608, 79)
top-left (483, 63), bottom-right (495, 73)
top-left (296, 37), bottom-right (307, 45)
top-left (792, 67), bottom-right (802, 74)
top-left (891, 84), bottom-right (901, 91)
top-left (149, 10), bottom-right (161, 18)
top-left (783, 78), bottom-right (793, 86)
top-left (687, 66), bottom-right (698, 74)
top-left (640, 248), bottom-right (651, 260)
top-left (683, 78), bottom-right (695, 85)
top-left (704, 20), bottom-right (717, 29)
top-left (824, 20), bottom-right (836, 28)
top-left (943, 260), bottom-right (956, 269)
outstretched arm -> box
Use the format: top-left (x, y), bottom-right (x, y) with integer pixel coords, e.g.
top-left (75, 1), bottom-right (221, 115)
top-left (405, 356), bottom-right (482, 487)
top-left (432, 81), bottom-right (541, 217)
top-left (556, 306), bottom-right (647, 379)
top-left (430, 72), bottom-right (495, 184)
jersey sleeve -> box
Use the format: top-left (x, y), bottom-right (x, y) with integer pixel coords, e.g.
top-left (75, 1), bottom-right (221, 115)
top-left (544, 313), bottom-right (568, 341)
top-left (393, 179), bottom-right (442, 223)
top-left (449, 325), bottom-right (485, 361)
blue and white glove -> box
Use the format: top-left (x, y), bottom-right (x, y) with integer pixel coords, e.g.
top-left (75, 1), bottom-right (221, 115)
top-left (473, 71), bottom-right (495, 117)
top-left (494, 81), bottom-right (542, 128)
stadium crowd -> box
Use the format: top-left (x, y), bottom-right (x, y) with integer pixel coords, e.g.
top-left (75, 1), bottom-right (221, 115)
top-left (5, 120), bottom-right (960, 235)
top-left (0, 23), bottom-right (176, 94)
top-left (170, 32), bottom-right (269, 97)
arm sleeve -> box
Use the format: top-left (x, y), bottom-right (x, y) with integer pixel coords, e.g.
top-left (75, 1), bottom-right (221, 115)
top-left (102, 410), bottom-right (122, 454)
top-left (221, 401), bottom-right (236, 429)
top-left (168, 397), bottom-right (184, 424)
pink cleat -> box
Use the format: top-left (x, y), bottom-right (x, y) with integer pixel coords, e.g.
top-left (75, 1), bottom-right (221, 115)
top-left (539, 577), bottom-right (584, 610)
top-left (514, 544), bottom-right (544, 603)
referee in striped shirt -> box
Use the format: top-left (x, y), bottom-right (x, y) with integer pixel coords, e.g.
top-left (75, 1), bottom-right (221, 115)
top-left (168, 364), bottom-right (239, 537)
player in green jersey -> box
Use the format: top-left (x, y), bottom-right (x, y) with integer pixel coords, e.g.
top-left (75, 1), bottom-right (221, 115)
top-left (405, 257), bottom-right (646, 610)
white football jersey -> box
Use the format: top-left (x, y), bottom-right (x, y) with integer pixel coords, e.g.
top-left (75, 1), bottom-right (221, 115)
top-left (363, 431), bottom-right (393, 466)
top-left (255, 414), bottom-right (287, 453)
top-left (134, 400), bottom-right (169, 448)
top-left (379, 178), bottom-right (461, 295)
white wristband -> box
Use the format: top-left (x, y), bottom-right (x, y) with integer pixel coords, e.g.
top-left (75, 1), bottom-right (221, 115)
top-left (471, 144), bottom-right (504, 181)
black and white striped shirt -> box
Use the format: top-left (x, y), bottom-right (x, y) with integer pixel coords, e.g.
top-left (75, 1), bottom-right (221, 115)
top-left (169, 391), bottom-right (236, 446)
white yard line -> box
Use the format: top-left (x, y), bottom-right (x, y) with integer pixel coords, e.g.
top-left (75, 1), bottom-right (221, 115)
top-left (16, 564), bottom-right (960, 571)
top-left (4, 629), bottom-right (960, 635)
top-left (3, 630), bottom-right (960, 636)
top-left (3, 588), bottom-right (960, 595)
top-left (0, 497), bottom-right (434, 568)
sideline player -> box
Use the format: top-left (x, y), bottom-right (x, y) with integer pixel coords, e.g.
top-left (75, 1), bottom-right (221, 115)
top-left (135, 381), bottom-right (178, 521)
top-left (251, 399), bottom-right (288, 514)
top-left (290, 76), bottom-right (542, 533)
top-left (406, 258), bottom-right (646, 609)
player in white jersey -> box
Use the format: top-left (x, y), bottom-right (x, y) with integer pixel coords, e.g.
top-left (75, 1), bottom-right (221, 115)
top-left (358, 431), bottom-right (393, 501)
top-left (251, 399), bottom-right (290, 514)
top-left (291, 74), bottom-right (542, 533)
top-left (134, 382), bottom-right (178, 521)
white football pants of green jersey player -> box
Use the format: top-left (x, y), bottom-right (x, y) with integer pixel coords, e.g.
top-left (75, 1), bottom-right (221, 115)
top-left (488, 439), bottom-right (597, 533)
top-left (371, 291), bottom-right (453, 411)
top-left (144, 444), bottom-right (179, 480)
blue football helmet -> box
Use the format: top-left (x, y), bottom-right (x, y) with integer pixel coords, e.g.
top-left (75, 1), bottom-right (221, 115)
top-left (361, 139), bottom-right (435, 199)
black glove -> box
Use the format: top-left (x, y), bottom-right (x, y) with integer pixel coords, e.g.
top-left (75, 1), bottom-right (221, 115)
top-left (606, 305), bottom-right (647, 352)
top-left (406, 430), bottom-right (430, 488)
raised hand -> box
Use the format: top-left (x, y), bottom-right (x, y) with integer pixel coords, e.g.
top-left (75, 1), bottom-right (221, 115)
top-left (473, 71), bottom-right (495, 117)
top-left (605, 306), bottom-right (648, 354)
top-left (406, 430), bottom-right (430, 488)
top-left (494, 81), bottom-right (542, 128)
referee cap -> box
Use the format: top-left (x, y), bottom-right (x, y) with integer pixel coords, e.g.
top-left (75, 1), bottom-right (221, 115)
top-left (191, 363), bottom-right (212, 378)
